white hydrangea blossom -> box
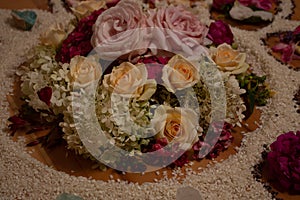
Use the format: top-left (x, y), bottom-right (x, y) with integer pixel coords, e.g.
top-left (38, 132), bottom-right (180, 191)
top-left (95, 85), bottom-right (152, 154)
top-left (17, 46), bottom-right (72, 115)
top-left (224, 75), bottom-right (246, 127)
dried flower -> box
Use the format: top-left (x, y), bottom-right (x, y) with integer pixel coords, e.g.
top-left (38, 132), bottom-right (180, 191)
top-left (40, 23), bottom-right (68, 48)
top-left (37, 86), bottom-right (52, 106)
top-left (173, 152), bottom-right (189, 167)
top-left (267, 131), bottom-right (300, 193)
top-left (212, 0), bottom-right (272, 12)
top-left (193, 122), bottom-right (233, 159)
top-left (70, 0), bottom-right (106, 20)
top-left (144, 138), bottom-right (187, 167)
top-left (271, 25), bottom-right (300, 63)
top-left (8, 115), bottom-right (28, 134)
top-left (293, 25), bottom-right (300, 36)
top-left (238, 0), bottom-right (272, 11)
top-left (272, 43), bottom-right (299, 63)
top-left (207, 20), bottom-right (234, 46)
top-left (138, 56), bottom-right (170, 81)
top-left (212, 0), bottom-right (235, 11)
top-left (56, 8), bottom-right (106, 63)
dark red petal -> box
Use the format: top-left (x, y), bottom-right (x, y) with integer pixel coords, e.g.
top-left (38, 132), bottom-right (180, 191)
top-left (106, 0), bottom-right (120, 8)
top-left (37, 87), bottom-right (52, 106)
top-left (293, 25), bottom-right (300, 36)
top-left (281, 43), bottom-right (294, 63)
top-left (8, 115), bottom-right (27, 125)
top-left (271, 43), bottom-right (289, 52)
top-left (208, 20), bottom-right (234, 46)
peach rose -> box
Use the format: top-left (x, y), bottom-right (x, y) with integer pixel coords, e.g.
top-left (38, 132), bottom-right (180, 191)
top-left (135, 79), bottom-right (157, 101)
top-left (210, 43), bottom-right (249, 75)
top-left (152, 105), bottom-right (199, 147)
top-left (162, 55), bottom-right (200, 92)
top-left (71, 0), bottom-right (106, 20)
top-left (103, 62), bottom-right (155, 99)
top-left (69, 55), bottom-right (102, 87)
top-left (149, 5), bottom-right (208, 56)
top-left (91, 0), bottom-right (149, 60)
top-left (40, 23), bottom-right (67, 48)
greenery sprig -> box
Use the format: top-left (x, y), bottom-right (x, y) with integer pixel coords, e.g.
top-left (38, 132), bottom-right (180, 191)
top-left (237, 73), bottom-right (272, 115)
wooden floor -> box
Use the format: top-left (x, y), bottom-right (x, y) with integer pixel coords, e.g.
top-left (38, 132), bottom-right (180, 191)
top-left (0, 0), bottom-right (49, 10)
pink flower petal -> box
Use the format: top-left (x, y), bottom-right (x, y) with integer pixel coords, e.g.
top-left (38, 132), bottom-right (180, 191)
top-left (207, 20), bottom-right (234, 46)
top-left (281, 43), bottom-right (294, 63)
top-left (293, 25), bottom-right (300, 36)
top-left (271, 43), bottom-right (289, 52)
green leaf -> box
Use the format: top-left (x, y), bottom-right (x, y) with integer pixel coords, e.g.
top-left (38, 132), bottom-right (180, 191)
top-left (248, 92), bottom-right (255, 114)
top-left (237, 73), bottom-right (272, 114)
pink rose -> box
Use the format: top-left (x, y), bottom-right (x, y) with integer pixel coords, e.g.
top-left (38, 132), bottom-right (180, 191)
top-left (207, 20), bottom-right (234, 46)
top-left (91, 0), bottom-right (149, 60)
top-left (149, 5), bottom-right (208, 56)
top-left (212, 0), bottom-right (235, 11)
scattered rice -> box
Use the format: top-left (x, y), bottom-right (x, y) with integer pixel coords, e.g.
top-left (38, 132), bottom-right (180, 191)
top-left (0, 0), bottom-right (299, 199)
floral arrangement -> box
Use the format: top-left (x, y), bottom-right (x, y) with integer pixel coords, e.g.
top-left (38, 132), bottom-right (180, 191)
top-left (271, 25), bottom-right (300, 64)
top-left (266, 131), bottom-right (300, 194)
top-left (9, 0), bottom-right (271, 172)
top-left (211, 0), bottom-right (275, 23)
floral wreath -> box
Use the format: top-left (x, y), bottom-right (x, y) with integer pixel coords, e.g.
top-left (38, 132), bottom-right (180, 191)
top-left (9, 0), bottom-right (271, 172)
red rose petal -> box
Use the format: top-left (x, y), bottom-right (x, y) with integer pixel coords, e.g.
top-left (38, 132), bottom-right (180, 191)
top-left (37, 86), bottom-right (52, 106)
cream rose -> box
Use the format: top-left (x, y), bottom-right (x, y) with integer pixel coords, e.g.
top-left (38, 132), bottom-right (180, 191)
top-left (135, 79), bottom-right (157, 101)
top-left (40, 23), bottom-right (67, 48)
top-left (69, 55), bottom-right (102, 87)
top-left (162, 55), bottom-right (200, 92)
top-left (91, 0), bottom-right (149, 60)
top-left (149, 5), bottom-right (209, 56)
top-left (210, 43), bottom-right (249, 75)
top-left (71, 0), bottom-right (106, 20)
top-left (152, 105), bottom-right (200, 148)
top-left (103, 62), bottom-right (156, 99)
